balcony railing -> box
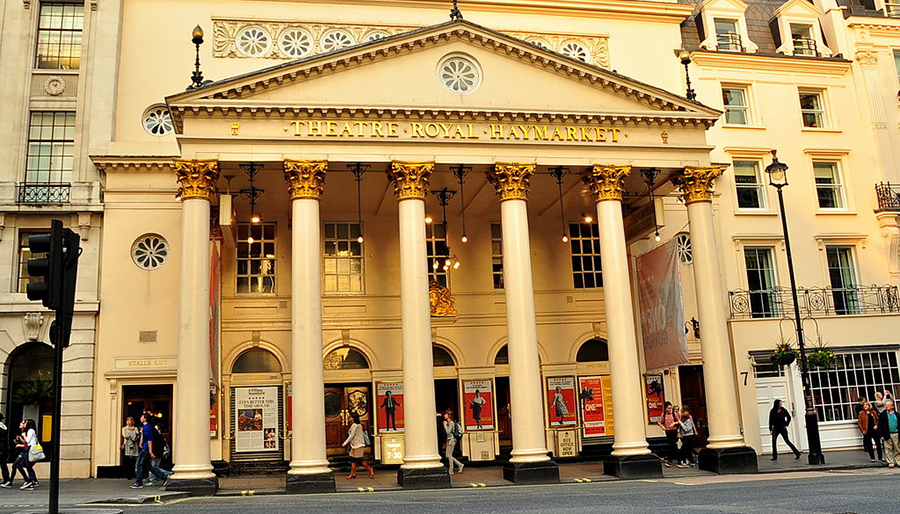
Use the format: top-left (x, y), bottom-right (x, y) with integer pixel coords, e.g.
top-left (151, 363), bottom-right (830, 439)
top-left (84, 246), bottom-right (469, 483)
top-left (792, 37), bottom-right (818, 57)
top-left (729, 285), bottom-right (900, 319)
top-left (16, 183), bottom-right (71, 204)
top-left (716, 32), bottom-right (743, 52)
top-left (876, 182), bottom-right (900, 211)
top-left (886, 2), bottom-right (900, 18)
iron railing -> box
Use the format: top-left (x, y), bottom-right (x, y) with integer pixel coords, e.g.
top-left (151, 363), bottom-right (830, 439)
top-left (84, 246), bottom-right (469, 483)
top-left (876, 182), bottom-right (900, 211)
top-left (792, 37), bottom-right (818, 56)
top-left (729, 285), bottom-right (900, 319)
top-left (16, 183), bottom-right (71, 204)
top-left (716, 32), bottom-right (743, 52)
top-left (886, 2), bottom-right (900, 18)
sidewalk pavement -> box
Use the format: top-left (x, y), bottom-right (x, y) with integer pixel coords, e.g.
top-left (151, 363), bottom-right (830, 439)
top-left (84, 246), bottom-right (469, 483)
top-left (0, 449), bottom-right (886, 507)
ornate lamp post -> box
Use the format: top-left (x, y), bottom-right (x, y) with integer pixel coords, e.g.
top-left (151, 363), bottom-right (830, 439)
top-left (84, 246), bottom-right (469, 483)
top-left (764, 150), bottom-right (825, 465)
top-left (678, 50), bottom-right (696, 101)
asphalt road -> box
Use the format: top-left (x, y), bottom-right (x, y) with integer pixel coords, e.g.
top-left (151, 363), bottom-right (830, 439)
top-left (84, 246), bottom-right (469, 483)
top-left (122, 470), bottom-right (887, 514)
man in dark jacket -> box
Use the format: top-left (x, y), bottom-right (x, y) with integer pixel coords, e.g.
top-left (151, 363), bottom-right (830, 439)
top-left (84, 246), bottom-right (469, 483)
top-left (768, 399), bottom-right (801, 460)
top-left (878, 399), bottom-right (900, 467)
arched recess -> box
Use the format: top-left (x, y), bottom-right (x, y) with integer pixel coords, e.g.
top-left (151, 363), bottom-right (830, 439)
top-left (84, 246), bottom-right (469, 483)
top-left (576, 338), bottom-right (610, 363)
top-left (322, 338), bottom-right (379, 370)
top-left (324, 347), bottom-right (370, 370)
top-left (322, 339), bottom-right (376, 383)
top-left (487, 338), bottom-right (548, 369)
top-left (224, 340), bottom-right (289, 376)
top-left (566, 330), bottom-right (609, 363)
top-left (432, 346), bottom-right (456, 367)
top-left (7, 342), bottom-right (55, 458)
top-left (432, 336), bottom-right (465, 368)
top-left (233, 348), bottom-right (283, 373)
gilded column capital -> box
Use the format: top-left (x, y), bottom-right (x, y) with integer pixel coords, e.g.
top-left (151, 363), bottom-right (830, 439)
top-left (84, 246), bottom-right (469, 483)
top-left (174, 159), bottom-right (220, 201)
top-left (487, 163), bottom-right (535, 201)
top-left (283, 160), bottom-right (328, 200)
top-left (672, 166), bottom-right (724, 205)
top-left (386, 161), bottom-right (433, 200)
top-left (581, 164), bottom-right (632, 203)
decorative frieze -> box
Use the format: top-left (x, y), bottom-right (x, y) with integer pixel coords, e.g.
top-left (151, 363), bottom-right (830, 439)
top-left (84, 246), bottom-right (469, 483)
top-left (174, 159), bottom-right (220, 201)
top-left (487, 163), bottom-right (535, 201)
top-left (672, 166), bottom-right (723, 205)
top-left (386, 161), bottom-right (433, 200)
top-left (283, 159), bottom-right (328, 200)
top-left (582, 164), bottom-right (631, 202)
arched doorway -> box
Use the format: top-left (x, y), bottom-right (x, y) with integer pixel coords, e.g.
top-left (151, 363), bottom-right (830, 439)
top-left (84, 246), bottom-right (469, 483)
top-left (323, 347), bottom-right (372, 459)
top-left (229, 347), bottom-right (285, 462)
top-left (7, 342), bottom-right (55, 460)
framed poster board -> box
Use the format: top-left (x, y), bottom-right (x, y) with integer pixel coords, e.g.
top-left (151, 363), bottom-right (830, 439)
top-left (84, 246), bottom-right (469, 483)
top-left (546, 376), bottom-right (577, 427)
top-left (234, 386), bottom-right (280, 452)
top-left (462, 379), bottom-right (494, 431)
top-left (577, 376), bottom-right (606, 437)
top-left (376, 382), bottom-right (404, 433)
top-left (646, 374), bottom-right (665, 425)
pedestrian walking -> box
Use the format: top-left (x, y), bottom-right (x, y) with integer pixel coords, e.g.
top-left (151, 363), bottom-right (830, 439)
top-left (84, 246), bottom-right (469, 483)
top-left (342, 412), bottom-right (375, 479)
top-left (677, 406), bottom-right (697, 467)
top-left (7, 421), bottom-right (27, 488)
top-left (131, 414), bottom-right (172, 488)
top-left (657, 402), bottom-right (680, 466)
top-left (148, 423), bottom-right (170, 485)
top-left (120, 417), bottom-right (140, 480)
top-left (443, 411), bottom-right (464, 474)
top-left (18, 419), bottom-right (39, 490)
top-left (0, 414), bottom-right (10, 487)
top-left (878, 398), bottom-right (900, 468)
top-left (858, 400), bottom-right (883, 462)
top-left (768, 399), bottom-right (801, 461)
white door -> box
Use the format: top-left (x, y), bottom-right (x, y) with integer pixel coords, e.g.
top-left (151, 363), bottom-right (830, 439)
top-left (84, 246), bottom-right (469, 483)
top-left (755, 378), bottom-right (797, 454)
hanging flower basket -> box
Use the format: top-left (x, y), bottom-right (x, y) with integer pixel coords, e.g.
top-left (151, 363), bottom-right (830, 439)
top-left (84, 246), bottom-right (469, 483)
top-left (771, 340), bottom-right (800, 367)
top-left (807, 341), bottom-right (836, 369)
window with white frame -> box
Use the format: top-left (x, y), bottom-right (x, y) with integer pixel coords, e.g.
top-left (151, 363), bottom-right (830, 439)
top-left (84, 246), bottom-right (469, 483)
top-left (809, 350), bottom-right (900, 422)
top-left (35, 2), bottom-right (84, 69)
top-left (744, 247), bottom-right (779, 318)
top-left (16, 231), bottom-right (45, 293)
top-left (491, 222), bottom-right (504, 289)
top-left (236, 223), bottom-right (276, 294)
top-left (733, 160), bottom-right (766, 209)
top-left (426, 223), bottom-right (449, 288)
top-left (752, 353), bottom-right (786, 378)
top-left (714, 18), bottom-right (742, 51)
top-left (722, 86), bottom-right (750, 125)
top-left (813, 161), bottom-right (844, 209)
top-left (568, 222), bottom-right (602, 288)
top-left (323, 222), bottom-right (364, 294)
top-left (799, 90), bottom-right (826, 128)
top-left (893, 50), bottom-right (900, 81)
top-left (790, 23), bottom-right (817, 56)
top-left (26, 111), bottom-right (75, 184)
top-left (826, 246), bottom-right (859, 315)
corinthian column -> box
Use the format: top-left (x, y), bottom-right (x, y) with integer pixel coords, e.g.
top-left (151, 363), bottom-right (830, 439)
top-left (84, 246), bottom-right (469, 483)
top-left (169, 159), bottom-right (220, 495)
top-left (673, 166), bottom-right (757, 474)
top-left (283, 160), bottom-right (335, 493)
top-left (385, 161), bottom-right (449, 488)
top-left (486, 163), bottom-right (559, 484)
top-left (582, 165), bottom-right (661, 479)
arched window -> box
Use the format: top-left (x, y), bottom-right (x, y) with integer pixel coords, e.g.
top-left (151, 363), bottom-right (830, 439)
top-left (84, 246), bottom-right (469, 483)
top-left (232, 348), bottom-right (282, 373)
top-left (8, 342), bottom-right (56, 459)
top-left (323, 347), bottom-right (369, 370)
top-left (494, 345), bottom-right (508, 365)
top-left (576, 338), bottom-right (609, 362)
top-left (433, 346), bottom-right (456, 367)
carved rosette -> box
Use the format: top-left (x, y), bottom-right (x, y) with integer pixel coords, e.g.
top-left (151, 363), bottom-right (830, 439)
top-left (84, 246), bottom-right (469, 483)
top-left (582, 164), bottom-right (631, 202)
top-left (386, 161), bottom-right (433, 200)
top-left (429, 280), bottom-right (458, 317)
top-left (174, 159), bottom-right (220, 201)
top-left (487, 163), bottom-right (535, 201)
top-left (283, 160), bottom-right (328, 200)
top-left (672, 166), bottom-right (724, 205)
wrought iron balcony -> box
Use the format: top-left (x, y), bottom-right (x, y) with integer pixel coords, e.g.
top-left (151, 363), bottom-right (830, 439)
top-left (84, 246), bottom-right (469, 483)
top-left (716, 32), bottom-right (743, 52)
top-left (16, 183), bottom-right (71, 204)
top-left (729, 285), bottom-right (900, 319)
top-left (876, 182), bottom-right (900, 211)
top-left (792, 37), bottom-right (818, 57)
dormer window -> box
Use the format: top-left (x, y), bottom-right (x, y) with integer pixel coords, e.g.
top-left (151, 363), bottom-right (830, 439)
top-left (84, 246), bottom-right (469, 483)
top-left (697, 0), bottom-right (759, 54)
top-left (790, 24), bottom-right (817, 56)
top-left (772, 0), bottom-right (832, 58)
top-left (715, 19), bottom-right (743, 51)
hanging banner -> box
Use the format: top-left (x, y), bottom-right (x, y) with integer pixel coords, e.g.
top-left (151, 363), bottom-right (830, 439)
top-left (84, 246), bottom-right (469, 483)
top-left (209, 242), bottom-right (221, 382)
top-left (376, 382), bottom-right (405, 433)
top-left (234, 386), bottom-right (279, 452)
top-left (546, 377), bottom-right (577, 427)
top-left (637, 240), bottom-right (689, 372)
top-left (646, 374), bottom-right (665, 425)
top-left (577, 376), bottom-right (606, 437)
top-left (209, 384), bottom-right (218, 438)
top-left (463, 379), bottom-right (494, 431)
top-left (601, 376), bottom-right (615, 436)
top-left (286, 383), bottom-right (293, 435)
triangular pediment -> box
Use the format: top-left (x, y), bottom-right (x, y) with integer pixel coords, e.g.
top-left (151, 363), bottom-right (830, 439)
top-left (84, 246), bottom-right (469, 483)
top-left (167, 20), bottom-right (720, 131)
top-left (773, 0), bottom-right (822, 18)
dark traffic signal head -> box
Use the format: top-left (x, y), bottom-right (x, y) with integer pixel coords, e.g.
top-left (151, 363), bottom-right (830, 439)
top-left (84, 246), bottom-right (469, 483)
top-left (26, 221), bottom-right (64, 309)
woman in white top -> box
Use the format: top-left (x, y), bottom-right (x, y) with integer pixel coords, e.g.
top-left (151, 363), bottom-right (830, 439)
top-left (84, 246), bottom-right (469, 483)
top-left (19, 419), bottom-right (39, 490)
top-left (120, 417), bottom-right (140, 480)
top-left (341, 412), bottom-right (374, 479)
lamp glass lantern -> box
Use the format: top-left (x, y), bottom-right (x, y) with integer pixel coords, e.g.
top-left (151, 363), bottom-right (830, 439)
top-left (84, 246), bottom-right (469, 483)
top-left (765, 153), bottom-right (789, 187)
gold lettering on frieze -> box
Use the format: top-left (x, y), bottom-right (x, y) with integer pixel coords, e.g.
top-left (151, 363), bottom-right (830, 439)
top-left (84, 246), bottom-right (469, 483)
top-left (282, 120), bottom-right (626, 144)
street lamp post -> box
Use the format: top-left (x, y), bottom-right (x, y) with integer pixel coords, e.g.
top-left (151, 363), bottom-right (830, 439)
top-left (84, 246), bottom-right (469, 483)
top-left (765, 150), bottom-right (825, 465)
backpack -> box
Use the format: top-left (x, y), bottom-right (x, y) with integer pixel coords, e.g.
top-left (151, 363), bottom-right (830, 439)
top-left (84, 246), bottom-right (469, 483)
top-left (452, 421), bottom-right (462, 440)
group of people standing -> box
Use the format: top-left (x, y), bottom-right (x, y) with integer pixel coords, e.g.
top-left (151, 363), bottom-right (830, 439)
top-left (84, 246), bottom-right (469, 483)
top-left (855, 391), bottom-right (900, 466)
top-left (121, 412), bottom-right (173, 489)
top-left (0, 415), bottom-right (40, 490)
top-left (657, 402), bottom-right (697, 468)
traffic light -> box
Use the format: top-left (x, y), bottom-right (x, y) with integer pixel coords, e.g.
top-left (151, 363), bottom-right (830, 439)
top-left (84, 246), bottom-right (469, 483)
top-left (26, 221), bottom-right (64, 309)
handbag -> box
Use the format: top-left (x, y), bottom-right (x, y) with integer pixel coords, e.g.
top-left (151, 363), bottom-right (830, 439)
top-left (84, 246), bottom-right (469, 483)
top-left (28, 444), bottom-right (45, 462)
top-left (363, 430), bottom-right (371, 446)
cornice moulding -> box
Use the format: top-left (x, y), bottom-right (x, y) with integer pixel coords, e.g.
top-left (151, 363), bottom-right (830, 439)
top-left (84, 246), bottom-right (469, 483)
top-left (91, 156), bottom-right (180, 173)
top-left (689, 51), bottom-right (852, 75)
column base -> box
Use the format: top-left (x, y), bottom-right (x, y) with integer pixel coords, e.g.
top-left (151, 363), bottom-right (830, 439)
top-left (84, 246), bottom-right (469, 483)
top-left (286, 472), bottom-right (336, 494)
top-left (164, 477), bottom-right (218, 496)
top-left (502, 460), bottom-right (560, 485)
top-left (603, 454), bottom-right (663, 479)
top-left (397, 466), bottom-right (451, 489)
top-left (698, 446), bottom-right (758, 475)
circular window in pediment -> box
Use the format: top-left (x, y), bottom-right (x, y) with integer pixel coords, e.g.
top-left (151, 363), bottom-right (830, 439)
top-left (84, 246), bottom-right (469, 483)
top-left (132, 234), bottom-right (170, 271)
top-left (526, 38), bottom-right (550, 51)
top-left (278, 27), bottom-right (314, 58)
top-left (320, 29), bottom-right (355, 52)
top-left (437, 53), bottom-right (482, 95)
top-left (560, 40), bottom-right (590, 63)
top-left (236, 25), bottom-right (273, 57)
top-left (142, 105), bottom-right (173, 136)
top-left (363, 30), bottom-right (391, 43)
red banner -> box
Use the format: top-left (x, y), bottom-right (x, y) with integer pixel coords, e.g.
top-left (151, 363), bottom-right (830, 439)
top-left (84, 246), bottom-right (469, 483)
top-left (376, 382), bottom-right (404, 433)
top-left (546, 377), bottom-right (577, 427)
top-left (645, 374), bottom-right (665, 424)
top-left (463, 379), bottom-right (493, 431)
top-left (578, 376), bottom-right (606, 437)
top-left (637, 240), bottom-right (688, 372)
